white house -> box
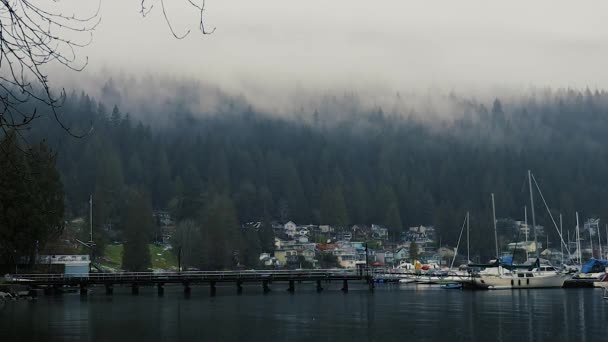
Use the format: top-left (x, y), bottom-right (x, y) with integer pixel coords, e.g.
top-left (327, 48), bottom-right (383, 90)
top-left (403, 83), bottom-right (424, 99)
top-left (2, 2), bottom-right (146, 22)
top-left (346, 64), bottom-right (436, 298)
top-left (284, 221), bottom-right (297, 237)
top-left (319, 225), bottom-right (333, 233)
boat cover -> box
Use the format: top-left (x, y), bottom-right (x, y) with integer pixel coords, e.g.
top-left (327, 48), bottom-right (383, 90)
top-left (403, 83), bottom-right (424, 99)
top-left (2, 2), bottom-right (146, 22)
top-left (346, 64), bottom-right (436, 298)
top-left (581, 259), bottom-right (608, 274)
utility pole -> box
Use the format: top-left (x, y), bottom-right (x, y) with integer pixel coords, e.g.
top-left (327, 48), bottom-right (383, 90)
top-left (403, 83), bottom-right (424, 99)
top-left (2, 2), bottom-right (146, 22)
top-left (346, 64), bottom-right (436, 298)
top-left (178, 246), bottom-right (182, 273)
top-left (491, 193), bottom-right (498, 259)
top-left (89, 194), bottom-right (93, 244)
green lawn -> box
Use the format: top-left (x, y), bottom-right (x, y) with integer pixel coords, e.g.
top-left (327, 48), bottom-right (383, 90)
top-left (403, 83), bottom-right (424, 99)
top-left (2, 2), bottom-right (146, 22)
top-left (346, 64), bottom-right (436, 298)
top-left (100, 244), bottom-right (177, 271)
top-left (149, 244), bottom-right (178, 270)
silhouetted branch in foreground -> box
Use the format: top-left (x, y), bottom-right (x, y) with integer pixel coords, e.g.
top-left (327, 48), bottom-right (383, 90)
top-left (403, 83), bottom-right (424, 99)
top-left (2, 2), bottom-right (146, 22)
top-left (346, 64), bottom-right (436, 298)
top-left (0, 0), bottom-right (213, 138)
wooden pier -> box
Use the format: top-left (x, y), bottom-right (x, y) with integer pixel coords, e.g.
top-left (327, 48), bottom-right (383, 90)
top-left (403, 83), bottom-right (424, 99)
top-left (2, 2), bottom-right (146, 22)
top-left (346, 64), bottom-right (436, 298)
top-left (5, 269), bottom-right (371, 296)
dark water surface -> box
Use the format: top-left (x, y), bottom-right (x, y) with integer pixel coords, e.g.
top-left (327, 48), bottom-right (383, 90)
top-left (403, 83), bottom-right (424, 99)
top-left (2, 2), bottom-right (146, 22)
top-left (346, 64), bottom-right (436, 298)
top-left (1, 283), bottom-right (606, 342)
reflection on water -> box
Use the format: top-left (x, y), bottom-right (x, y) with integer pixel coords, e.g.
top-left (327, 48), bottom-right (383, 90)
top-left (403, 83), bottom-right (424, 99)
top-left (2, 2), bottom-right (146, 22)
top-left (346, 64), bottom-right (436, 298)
top-left (1, 283), bottom-right (606, 342)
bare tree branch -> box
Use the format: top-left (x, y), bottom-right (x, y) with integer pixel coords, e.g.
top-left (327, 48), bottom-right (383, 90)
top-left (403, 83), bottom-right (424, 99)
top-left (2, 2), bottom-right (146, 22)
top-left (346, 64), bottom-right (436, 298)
top-left (0, 0), bottom-right (213, 138)
top-left (0, 0), bottom-right (100, 137)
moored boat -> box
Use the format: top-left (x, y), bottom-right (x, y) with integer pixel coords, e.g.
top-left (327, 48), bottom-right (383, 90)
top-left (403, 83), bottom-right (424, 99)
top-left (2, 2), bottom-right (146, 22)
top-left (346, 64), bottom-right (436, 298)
top-left (440, 282), bottom-right (462, 289)
top-left (473, 265), bottom-right (570, 289)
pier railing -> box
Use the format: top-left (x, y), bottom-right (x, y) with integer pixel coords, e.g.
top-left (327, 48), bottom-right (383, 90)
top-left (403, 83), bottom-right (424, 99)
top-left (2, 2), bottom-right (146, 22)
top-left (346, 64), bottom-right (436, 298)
top-left (6, 269), bottom-right (367, 285)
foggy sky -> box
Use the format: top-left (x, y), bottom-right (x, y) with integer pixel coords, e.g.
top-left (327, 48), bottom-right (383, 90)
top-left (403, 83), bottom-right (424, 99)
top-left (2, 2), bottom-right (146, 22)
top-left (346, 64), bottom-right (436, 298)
top-left (50, 0), bottom-right (608, 110)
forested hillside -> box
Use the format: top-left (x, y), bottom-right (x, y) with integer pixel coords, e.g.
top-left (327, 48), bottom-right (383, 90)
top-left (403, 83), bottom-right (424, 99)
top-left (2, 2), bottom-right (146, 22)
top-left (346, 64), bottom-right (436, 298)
top-left (27, 87), bottom-right (608, 260)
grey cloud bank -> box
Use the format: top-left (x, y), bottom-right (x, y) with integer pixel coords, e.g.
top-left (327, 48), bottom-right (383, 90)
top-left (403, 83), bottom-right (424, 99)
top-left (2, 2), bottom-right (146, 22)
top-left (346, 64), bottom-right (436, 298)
top-left (50, 0), bottom-right (608, 115)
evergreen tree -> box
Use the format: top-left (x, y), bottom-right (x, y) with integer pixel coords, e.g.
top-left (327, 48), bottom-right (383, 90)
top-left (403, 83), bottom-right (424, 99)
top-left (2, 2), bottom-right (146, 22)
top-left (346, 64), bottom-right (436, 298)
top-left (258, 216), bottom-right (275, 252)
top-left (320, 187), bottom-right (349, 228)
top-left (385, 203), bottom-right (403, 241)
top-left (241, 228), bottom-right (261, 268)
top-left (153, 151), bottom-right (172, 208)
top-left (121, 191), bottom-right (154, 271)
top-left (0, 132), bottom-right (64, 269)
top-left (91, 151), bottom-right (125, 256)
top-left (409, 241), bottom-right (419, 262)
top-left (172, 219), bottom-right (202, 269)
top-left (199, 194), bottom-right (241, 270)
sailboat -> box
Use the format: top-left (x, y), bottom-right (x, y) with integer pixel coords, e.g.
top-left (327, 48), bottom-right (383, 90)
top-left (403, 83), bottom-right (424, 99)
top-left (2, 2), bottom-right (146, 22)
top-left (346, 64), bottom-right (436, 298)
top-left (472, 170), bottom-right (571, 289)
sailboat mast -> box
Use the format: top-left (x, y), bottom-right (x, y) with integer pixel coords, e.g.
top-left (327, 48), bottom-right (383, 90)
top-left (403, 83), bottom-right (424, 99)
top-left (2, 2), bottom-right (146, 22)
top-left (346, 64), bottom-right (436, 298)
top-left (467, 211), bottom-right (470, 264)
top-left (590, 222), bottom-right (594, 258)
top-left (576, 212), bottom-right (581, 264)
top-left (451, 214), bottom-right (468, 269)
top-left (567, 230), bottom-right (570, 262)
top-left (492, 193), bottom-right (499, 259)
top-left (524, 206), bottom-right (528, 242)
top-left (560, 214), bottom-right (564, 265)
top-left (597, 221), bottom-right (602, 259)
top-left (528, 170), bottom-right (538, 259)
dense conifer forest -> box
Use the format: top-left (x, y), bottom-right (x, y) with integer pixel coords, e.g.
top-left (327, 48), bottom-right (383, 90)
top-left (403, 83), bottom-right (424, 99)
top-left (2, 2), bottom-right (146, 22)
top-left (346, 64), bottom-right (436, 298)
top-left (19, 86), bottom-right (608, 264)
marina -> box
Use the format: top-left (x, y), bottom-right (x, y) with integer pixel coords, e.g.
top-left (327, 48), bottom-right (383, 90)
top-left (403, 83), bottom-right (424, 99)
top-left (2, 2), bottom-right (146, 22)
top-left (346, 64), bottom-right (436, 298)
top-left (1, 282), bottom-right (607, 342)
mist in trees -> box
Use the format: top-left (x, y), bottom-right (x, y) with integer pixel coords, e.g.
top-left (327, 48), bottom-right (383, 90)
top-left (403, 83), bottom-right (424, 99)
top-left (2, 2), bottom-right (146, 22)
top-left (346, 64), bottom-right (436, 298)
top-left (17, 86), bottom-right (608, 264)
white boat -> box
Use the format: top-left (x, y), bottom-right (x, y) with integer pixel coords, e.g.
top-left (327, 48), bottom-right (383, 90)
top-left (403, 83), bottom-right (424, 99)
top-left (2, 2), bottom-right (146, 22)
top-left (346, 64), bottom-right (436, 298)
top-left (393, 262), bottom-right (415, 273)
top-left (472, 171), bottom-right (572, 289)
top-left (474, 265), bottom-right (569, 289)
top-left (398, 277), bottom-right (417, 284)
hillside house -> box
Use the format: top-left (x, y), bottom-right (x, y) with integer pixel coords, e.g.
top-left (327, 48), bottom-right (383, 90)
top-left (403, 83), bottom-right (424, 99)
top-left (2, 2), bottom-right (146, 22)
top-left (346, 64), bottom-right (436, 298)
top-left (394, 247), bottom-right (410, 262)
top-left (371, 224), bottom-right (389, 240)
top-left (351, 224), bottom-right (371, 240)
top-left (274, 248), bottom-right (298, 265)
top-left (376, 250), bottom-right (395, 265)
top-left (284, 221), bottom-right (297, 237)
top-left (319, 225), bottom-right (334, 233)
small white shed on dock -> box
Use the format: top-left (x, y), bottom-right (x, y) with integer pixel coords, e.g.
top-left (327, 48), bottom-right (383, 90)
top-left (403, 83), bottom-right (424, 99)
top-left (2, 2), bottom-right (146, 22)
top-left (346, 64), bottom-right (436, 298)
top-left (39, 255), bottom-right (91, 277)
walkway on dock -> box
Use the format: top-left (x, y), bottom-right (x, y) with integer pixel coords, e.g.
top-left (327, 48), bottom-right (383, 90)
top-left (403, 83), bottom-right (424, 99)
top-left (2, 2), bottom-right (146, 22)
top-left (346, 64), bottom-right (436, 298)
top-left (5, 269), bottom-right (372, 295)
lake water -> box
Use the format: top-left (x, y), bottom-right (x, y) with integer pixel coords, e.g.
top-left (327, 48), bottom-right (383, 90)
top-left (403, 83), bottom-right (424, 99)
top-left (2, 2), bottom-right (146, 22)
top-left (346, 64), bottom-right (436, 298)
top-left (1, 282), bottom-right (606, 341)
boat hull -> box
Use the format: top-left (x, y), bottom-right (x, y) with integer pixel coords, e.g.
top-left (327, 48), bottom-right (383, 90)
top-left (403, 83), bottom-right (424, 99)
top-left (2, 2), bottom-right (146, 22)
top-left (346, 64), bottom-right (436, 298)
top-left (474, 274), bottom-right (569, 289)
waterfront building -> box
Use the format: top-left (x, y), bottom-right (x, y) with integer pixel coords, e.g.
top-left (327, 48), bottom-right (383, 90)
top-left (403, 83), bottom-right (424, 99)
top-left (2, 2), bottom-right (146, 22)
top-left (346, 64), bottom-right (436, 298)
top-left (37, 255), bottom-right (91, 277)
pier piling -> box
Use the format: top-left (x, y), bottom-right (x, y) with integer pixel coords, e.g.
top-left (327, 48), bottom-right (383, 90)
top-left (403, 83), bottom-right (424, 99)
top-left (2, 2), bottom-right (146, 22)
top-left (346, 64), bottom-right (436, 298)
top-left (287, 280), bottom-right (295, 293)
top-left (341, 279), bottom-right (349, 293)
top-left (262, 280), bottom-right (271, 293)
top-left (316, 280), bottom-right (323, 292)
top-left (131, 284), bottom-right (139, 295)
top-left (210, 281), bottom-right (217, 297)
